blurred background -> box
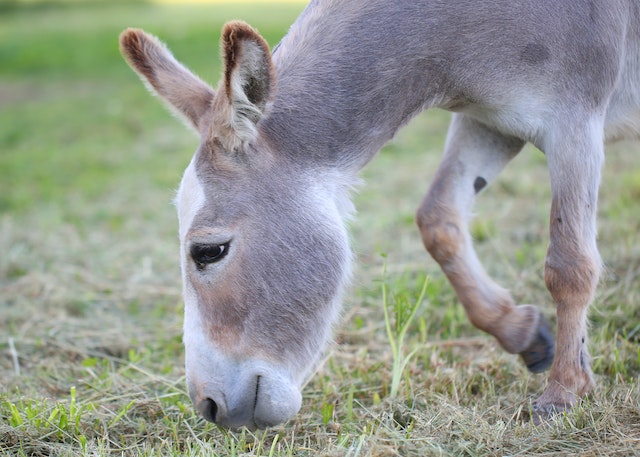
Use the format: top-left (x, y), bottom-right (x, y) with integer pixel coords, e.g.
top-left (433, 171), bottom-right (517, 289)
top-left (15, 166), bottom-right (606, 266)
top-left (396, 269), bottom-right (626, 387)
top-left (1, 1), bottom-right (639, 455)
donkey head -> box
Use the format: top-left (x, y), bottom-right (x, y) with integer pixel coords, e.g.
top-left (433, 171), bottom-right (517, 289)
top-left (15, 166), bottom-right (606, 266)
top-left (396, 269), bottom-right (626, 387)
top-left (119, 22), bottom-right (352, 429)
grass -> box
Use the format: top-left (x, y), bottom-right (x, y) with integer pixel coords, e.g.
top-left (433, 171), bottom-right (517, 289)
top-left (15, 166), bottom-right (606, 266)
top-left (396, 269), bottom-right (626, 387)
top-left (382, 268), bottom-right (430, 399)
top-left (1, 1), bottom-right (639, 456)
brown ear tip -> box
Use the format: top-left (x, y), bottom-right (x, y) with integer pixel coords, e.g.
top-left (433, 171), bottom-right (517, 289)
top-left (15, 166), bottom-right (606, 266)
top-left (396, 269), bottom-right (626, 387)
top-left (222, 20), bottom-right (255, 33)
top-left (119, 28), bottom-right (145, 49)
top-left (222, 20), bottom-right (264, 44)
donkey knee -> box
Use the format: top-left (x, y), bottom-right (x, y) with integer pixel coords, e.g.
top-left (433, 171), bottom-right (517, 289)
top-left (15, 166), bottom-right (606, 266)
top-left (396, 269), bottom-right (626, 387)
top-left (544, 252), bottom-right (601, 308)
top-left (416, 206), bottom-right (465, 265)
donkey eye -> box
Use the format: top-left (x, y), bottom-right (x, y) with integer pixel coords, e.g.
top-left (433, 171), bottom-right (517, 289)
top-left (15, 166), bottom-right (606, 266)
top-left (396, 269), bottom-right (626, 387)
top-left (191, 242), bottom-right (230, 269)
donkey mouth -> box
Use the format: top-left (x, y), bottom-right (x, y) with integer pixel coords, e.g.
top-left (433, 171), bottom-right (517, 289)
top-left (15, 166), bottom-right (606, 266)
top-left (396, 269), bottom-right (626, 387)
top-left (252, 373), bottom-right (302, 429)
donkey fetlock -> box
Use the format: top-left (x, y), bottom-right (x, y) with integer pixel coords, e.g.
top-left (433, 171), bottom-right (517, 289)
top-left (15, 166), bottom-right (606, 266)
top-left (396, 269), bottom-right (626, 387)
top-left (489, 303), bottom-right (554, 373)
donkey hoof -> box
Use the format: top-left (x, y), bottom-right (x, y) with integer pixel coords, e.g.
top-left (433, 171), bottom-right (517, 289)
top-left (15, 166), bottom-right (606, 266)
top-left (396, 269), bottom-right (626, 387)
top-left (525, 400), bottom-right (566, 426)
top-left (519, 315), bottom-right (554, 373)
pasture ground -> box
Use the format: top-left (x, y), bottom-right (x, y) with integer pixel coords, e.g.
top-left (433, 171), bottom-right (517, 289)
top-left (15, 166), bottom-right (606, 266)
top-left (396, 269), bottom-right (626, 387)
top-left (1, 2), bottom-right (639, 455)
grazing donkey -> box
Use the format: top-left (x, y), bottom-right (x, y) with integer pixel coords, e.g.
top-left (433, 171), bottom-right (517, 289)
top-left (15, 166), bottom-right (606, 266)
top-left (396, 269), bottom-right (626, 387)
top-left (120, 0), bottom-right (640, 429)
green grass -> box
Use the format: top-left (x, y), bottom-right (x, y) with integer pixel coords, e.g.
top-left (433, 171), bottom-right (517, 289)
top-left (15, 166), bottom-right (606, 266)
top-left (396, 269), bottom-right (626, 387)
top-left (2, 1), bottom-right (640, 456)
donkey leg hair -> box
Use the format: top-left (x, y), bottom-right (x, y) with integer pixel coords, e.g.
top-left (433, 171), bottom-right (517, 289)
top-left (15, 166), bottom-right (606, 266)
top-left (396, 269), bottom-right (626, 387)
top-left (532, 117), bottom-right (604, 419)
top-left (416, 114), bottom-right (554, 372)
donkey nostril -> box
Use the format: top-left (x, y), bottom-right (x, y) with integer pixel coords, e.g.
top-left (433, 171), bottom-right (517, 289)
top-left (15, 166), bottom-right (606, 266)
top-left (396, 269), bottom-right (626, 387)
top-left (198, 398), bottom-right (218, 423)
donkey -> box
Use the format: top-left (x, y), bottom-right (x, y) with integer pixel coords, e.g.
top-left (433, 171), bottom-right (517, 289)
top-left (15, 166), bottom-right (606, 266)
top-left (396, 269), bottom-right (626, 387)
top-left (120, 0), bottom-right (640, 429)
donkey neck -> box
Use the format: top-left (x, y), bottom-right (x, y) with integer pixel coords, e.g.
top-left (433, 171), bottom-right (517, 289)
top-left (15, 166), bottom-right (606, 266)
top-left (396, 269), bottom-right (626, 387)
top-left (261, 0), bottom-right (640, 165)
top-left (260, 0), bottom-right (439, 172)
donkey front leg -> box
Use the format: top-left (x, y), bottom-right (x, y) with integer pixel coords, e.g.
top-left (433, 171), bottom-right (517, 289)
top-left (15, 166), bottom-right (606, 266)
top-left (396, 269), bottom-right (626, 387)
top-left (417, 114), bottom-right (554, 372)
top-left (533, 119), bottom-right (604, 419)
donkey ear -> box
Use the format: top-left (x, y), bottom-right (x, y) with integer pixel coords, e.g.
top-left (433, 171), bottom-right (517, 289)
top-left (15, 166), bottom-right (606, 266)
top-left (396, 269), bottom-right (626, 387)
top-left (215, 21), bottom-right (275, 149)
top-left (119, 28), bottom-right (215, 132)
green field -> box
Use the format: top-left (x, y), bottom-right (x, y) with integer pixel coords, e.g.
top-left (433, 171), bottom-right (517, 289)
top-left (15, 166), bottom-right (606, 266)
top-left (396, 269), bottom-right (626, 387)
top-left (1, 2), bottom-right (639, 456)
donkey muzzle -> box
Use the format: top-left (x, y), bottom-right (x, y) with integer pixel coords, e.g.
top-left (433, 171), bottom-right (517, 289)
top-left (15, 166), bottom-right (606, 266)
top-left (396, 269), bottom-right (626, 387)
top-left (189, 367), bottom-right (302, 430)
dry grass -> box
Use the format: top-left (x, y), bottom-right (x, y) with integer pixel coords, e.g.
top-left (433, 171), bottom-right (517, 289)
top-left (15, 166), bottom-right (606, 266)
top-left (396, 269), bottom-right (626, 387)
top-left (1, 2), bottom-right (640, 456)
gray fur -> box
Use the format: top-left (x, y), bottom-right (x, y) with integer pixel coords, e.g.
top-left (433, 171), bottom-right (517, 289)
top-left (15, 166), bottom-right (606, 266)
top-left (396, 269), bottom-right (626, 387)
top-left (120, 0), bottom-right (640, 429)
